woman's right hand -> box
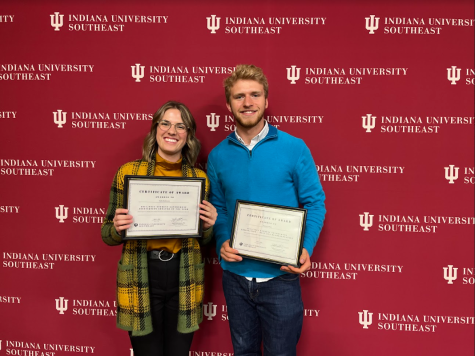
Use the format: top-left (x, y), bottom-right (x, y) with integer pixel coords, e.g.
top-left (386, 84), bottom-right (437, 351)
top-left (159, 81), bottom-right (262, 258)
top-left (113, 208), bottom-right (133, 233)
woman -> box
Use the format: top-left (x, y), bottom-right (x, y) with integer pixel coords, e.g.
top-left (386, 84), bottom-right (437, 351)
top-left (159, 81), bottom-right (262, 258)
top-left (101, 101), bottom-right (217, 356)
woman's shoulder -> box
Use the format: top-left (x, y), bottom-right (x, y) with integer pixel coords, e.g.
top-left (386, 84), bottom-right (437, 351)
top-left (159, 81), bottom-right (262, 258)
top-left (117, 159), bottom-right (149, 175)
top-left (192, 167), bottom-right (208, 179)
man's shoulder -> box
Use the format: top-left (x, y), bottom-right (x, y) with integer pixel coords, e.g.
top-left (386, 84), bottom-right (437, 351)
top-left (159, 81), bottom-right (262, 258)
top-left (209, 136), bottom-right (233, 157)
top-left (273, 126), bottom-right (298, 140)
top-left (272, 127), bottom-right (306, 148)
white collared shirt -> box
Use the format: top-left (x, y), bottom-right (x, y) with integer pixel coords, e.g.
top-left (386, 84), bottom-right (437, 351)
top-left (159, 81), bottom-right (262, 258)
top-left (235, 120), bottom-right (269, 151)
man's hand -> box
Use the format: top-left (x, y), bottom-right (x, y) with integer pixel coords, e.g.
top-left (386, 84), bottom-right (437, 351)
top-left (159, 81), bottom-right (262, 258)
top-left (220, 239), bottom-right (243, 262)
top-left (280, 248), bottom-right (310, 274)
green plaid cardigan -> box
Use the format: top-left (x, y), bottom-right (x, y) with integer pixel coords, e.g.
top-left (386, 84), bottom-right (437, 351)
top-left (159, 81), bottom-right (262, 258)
top-left (101, 157), bottom-right (212, 336)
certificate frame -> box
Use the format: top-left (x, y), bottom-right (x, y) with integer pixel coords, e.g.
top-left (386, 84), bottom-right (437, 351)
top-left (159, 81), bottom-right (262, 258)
top-left (229, 200), bottom-right (307, 267)
top-left (122, 175), bottom-right (205, 240)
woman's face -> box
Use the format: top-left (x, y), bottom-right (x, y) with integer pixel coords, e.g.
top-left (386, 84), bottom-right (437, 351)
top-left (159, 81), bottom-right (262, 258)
top-left (156, 108), bottom-right (188, 162)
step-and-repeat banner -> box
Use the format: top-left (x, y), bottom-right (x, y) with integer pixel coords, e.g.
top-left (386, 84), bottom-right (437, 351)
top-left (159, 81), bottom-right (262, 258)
top-left (1, 1), bottom-right (474, 355)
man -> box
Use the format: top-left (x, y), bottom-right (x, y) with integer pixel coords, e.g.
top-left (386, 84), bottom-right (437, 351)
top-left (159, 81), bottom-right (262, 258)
top-left (207, 64), bottom-right (326, 356)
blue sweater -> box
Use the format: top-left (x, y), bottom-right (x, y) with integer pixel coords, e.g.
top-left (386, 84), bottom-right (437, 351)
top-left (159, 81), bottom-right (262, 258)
top-left (207, 124), bottom-right (326, 278)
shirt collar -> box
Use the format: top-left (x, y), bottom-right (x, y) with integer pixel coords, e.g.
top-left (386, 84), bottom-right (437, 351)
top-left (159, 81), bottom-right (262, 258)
top-left (155, 152), bottom-right (182, 170)
top-left (235, 120), bottom-right (269, 150)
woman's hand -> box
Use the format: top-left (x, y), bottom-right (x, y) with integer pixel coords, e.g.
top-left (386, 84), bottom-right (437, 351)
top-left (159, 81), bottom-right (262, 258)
top-left (113, 208), bottom-right (133, 233)
top-left (199, 200), bottom-right (217, 230)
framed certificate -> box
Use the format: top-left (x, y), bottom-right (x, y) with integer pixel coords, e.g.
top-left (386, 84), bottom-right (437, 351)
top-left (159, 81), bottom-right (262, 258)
top-left (229, 200), bottom-right (307, 267)
top-left (122, 175), bottom-right (205, 240)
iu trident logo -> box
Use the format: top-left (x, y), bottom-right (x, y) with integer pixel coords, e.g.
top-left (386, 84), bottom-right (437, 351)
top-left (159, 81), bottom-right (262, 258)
top-left (359, 212), bottom-right (374, 231)
top-left (207, 113), bottom-right (220, 131)
top-left (53, 109), bottom-right (67, 128)
top-left (206, 15), bottom-right (221, 34)
top-left (55, 205), bottom-right (69, 223)
top-left (55, 297), bottom-right (69, 314)
top-left (358, 310), bottom-right (373, 329)
top-left (203, 302), bottom-right (217, 320)
top-left (447, 66), bottom-right (461, 85)
top-left (50, 12), bottom-right (64, 31)
top-left (365, 15), bottom-right (380, 34)
top-left (286, 65), bottom-right (301, 84)
top-left (444, 165), bottom-right (459, 184)
top-left (443, 265), bottom-right (458, 284)
top-left (131, 63), bottom-right (145, 82)
top-left (362, 114), bottom-right (376, 132)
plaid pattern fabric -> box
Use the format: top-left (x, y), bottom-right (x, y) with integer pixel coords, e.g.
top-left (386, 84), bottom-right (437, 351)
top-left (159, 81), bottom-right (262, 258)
top-left (101, 157), bottom-right (212, 336)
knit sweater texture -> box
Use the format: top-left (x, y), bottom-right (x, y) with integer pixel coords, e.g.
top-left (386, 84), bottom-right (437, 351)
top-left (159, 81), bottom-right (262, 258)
top-left (101, 156), bottom-right (212, 336)
top-left (207, 124), bottom-right (326, 278)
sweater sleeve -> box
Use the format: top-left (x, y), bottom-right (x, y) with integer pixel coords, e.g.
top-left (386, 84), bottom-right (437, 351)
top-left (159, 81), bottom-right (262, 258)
top-left (101, 167), bottom-right (125, 246)
top-left (207, 154), bottom-right (229, 258)
top-left (292, 142), bottom-right (326, 256)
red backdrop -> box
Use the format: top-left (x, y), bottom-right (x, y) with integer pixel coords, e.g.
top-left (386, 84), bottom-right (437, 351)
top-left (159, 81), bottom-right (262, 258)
top-left (1, 1), bottom-right (474, 355)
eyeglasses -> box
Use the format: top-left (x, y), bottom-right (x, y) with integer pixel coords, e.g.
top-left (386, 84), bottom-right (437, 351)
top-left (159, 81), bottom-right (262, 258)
top-left (158, 121), bottom-right (188, 133)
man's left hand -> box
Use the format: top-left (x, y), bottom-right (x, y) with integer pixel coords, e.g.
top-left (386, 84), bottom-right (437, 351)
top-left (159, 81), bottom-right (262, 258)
top-left (280, 248), bottom-right (311, 274)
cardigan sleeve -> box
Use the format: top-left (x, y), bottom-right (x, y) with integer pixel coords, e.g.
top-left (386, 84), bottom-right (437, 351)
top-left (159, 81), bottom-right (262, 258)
top-left (101, 166), bottom-right (125, 246)
top-left (196, 168), bottom-right (214, 246)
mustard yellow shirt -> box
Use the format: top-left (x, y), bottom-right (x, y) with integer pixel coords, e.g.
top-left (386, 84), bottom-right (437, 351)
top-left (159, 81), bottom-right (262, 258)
top-left (146, 153), bottom-right (183, 253)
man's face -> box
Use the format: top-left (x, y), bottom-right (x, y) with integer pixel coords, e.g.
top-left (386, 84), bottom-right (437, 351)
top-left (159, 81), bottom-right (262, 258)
top-left (226, 79), bottom-right (268, 129)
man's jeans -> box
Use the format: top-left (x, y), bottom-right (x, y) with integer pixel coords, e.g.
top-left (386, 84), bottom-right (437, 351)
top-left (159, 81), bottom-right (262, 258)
top-left (222, 270), bottom-right (304, 356)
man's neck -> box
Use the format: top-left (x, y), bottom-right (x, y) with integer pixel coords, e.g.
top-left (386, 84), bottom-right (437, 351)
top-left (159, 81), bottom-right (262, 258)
top-left (235, 121), bottom-right (265, 145)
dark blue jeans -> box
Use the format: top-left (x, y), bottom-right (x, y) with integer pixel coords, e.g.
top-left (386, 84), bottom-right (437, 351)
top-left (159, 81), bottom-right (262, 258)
top-left (222, 270), bottom-right (304, 356)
